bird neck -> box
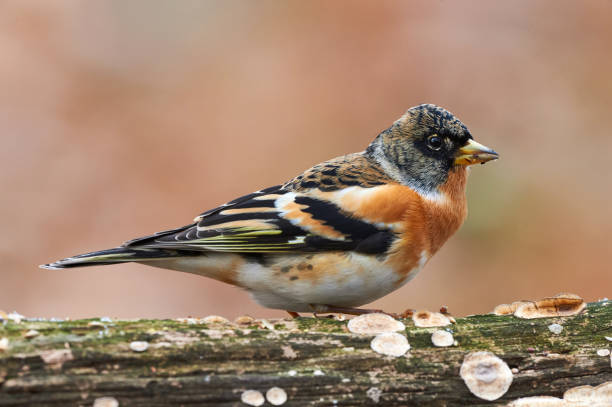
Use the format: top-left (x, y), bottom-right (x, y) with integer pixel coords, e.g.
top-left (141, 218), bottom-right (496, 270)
top-left (423, 166), bottom-right (469, 254)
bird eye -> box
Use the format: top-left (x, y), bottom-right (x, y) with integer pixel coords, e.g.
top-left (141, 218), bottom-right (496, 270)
top-left (427, 135), bottom-right (442, 151)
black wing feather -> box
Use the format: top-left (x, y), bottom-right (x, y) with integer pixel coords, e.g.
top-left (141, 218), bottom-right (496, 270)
top-left (125, 186), bottom-right (395, 255)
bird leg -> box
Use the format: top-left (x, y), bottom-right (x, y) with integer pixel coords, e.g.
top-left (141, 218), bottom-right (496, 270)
top-left (310, 304), bottom-right (404, 319)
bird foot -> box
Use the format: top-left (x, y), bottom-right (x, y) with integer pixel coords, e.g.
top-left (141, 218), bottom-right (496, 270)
top-left (286, 311), bottom-right (300, 319)
top-left (309, 304), bottom-right (412, 319)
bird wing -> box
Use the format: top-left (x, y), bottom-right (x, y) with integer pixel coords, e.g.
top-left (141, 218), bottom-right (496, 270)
top-left (123, 185), bottom-right (395, 255)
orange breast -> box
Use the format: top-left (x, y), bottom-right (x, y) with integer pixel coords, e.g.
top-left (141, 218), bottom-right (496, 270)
top-left (326, 168), bottom-right (468, 279)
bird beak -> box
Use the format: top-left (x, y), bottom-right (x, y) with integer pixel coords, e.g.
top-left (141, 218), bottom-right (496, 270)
top-left (455, 139), bottom-right (499, 166)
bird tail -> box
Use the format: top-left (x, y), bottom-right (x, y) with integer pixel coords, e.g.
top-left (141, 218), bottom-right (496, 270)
top-left (40, 247), bottom-right (187, 270)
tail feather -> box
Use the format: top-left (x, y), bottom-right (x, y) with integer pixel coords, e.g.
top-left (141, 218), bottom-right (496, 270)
top-left (40, 247), bottom-right (190, 270)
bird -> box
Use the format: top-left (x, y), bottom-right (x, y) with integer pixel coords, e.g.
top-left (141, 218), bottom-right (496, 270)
top-left (42, 104), bottom-right (498, 317)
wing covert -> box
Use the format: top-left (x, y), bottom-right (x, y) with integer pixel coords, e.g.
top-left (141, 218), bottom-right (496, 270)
top-left (125, 185), bottom-right (395, 255)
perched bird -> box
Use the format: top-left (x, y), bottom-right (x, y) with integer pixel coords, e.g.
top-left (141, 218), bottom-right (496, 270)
top-left (42, 104), bottom-right (498, 317)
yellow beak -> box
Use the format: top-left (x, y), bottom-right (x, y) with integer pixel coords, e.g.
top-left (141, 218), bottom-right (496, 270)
top-left (454, 139), bottom-right (499, 166)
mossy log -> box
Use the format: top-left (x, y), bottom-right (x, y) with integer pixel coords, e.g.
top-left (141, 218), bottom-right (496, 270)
top-left (0, 301), bottom-right (611, 406)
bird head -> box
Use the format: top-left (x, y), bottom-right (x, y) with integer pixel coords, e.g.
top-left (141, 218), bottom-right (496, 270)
top-left (366, 104), bottom-right (498, 194)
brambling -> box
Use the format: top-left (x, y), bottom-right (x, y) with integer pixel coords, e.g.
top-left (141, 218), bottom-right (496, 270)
top-left (42, 104), bottom-right (498, 317)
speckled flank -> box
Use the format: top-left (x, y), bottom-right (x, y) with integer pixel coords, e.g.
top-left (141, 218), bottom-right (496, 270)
top-left (237, 252), bottom-right (404, 312)
top-left (144, 253), bottom-right (245, 286)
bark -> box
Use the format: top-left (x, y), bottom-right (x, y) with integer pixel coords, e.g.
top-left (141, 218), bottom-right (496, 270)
top-left (0, 301), bottom-right (610, 406)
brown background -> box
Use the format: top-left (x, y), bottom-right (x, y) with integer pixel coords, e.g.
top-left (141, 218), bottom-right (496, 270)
top-left (2, 1), bottom-right (611, 319)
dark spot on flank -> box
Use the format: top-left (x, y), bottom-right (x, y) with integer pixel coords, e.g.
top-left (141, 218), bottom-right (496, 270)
top-left (307, 264), bottom-right (313, 270)
top-left (280, 266), bottom-right (291, 273)
top-left (290, 276), bottom-right (299, 281)
top-left (297, 263), bottom-right (307, 270)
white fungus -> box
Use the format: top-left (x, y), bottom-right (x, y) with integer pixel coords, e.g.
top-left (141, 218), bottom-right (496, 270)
top-left (0, 337), bottom-right (9, 352)
top-left (266, 387), bottom-right (288, 405)
top-left (366, 387), bottom-right (382, 403)
top-left (7, 312), bottom-right (24, 324)
top-left (412, 310), bottom-right (451, 327)
top-left (564, 385), bottom-right (594, 403)
top-left (507, 396), bottom-right (565, 406)
top-left (93, 397), bottom-right (119, 407)
top-left (347, 313), bottom-right (405, 335)
top-left (281, 345), bottom-right (297, 359)
top-left (509, 381), bottom-right (612, 406)
top-left (24, 329), bottom-right (40, 339)
top-left (370, 332), bottom-right (410, 357)
top-left (129, 341), bottom-right (149, 352)
top-left (40, 349), bottom-right (74, 366)
top-left (564, 382), bottom-right (612, 405)
top-left (547, 323), bottom-right (563, 335)
top-left (241, 390), bottom-right (265, 406)
top-left (460, 351), bottom-right (513, 401)
top-left (596, 349), bottom-right (610, 357)
top-left (203, 315), bottom-right (230, 324)
top-left (234, 315), bottom-right (255, 325)
top-left (313, 369), bottom-right (325, 376)
top-left (431, 330), bottom-right (454, 347)
top-left (259, 319), bottom-right (276, 330)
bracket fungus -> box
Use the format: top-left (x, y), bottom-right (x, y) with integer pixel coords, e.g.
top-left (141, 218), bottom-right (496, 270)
top-left (40, 349), bottom-right (74, 368)
top-left (265, 387), bottom-right (287, 406)
top-left (93, 397), bottom-right (119, 407)
top-left (563, 382), bottom-right (612, 405)
top-left (366, 387), bottom-right (382, 403)
top-left (347, 313), bottom-right (405, 335)
top-left (234, 315), bottom-right (255, 325)
top-left (129, 341), bottom-right (149, 352)
top-left (460, 351), bottom-right (513, 401)
top-left (0, 337), bottom-right (8, 352)
top-left (431, 330), bottom-right (454, 347)
top-left (507, 396), bottom-right (566, 406)
top-left (493, 293), bottom-right (586, 319)
top-left (24, 329), bottom-right (39, 339)
top-left (370, 332), bottom-right (410, 357)
top-left (412, 310), bottom-right (451, 327)
top-left (202, 315), bottom-right (231, 324)
top-left (241, 389), bottom-right (265, 406)
top-left (508, 381), bottom-right (612, 406)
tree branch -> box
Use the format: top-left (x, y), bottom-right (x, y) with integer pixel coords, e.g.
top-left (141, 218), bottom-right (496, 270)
top-left (0, 300), bottom-right (610, 406)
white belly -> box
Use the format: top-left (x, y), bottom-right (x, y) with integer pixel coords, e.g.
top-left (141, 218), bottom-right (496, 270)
top-left (141, 251), bottom-right (427, 313)
top-left (236, 252), bottom-right (423, 312)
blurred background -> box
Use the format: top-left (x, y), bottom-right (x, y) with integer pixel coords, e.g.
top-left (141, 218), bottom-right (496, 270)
top-left (1, 1), bottom-right (610, 320)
